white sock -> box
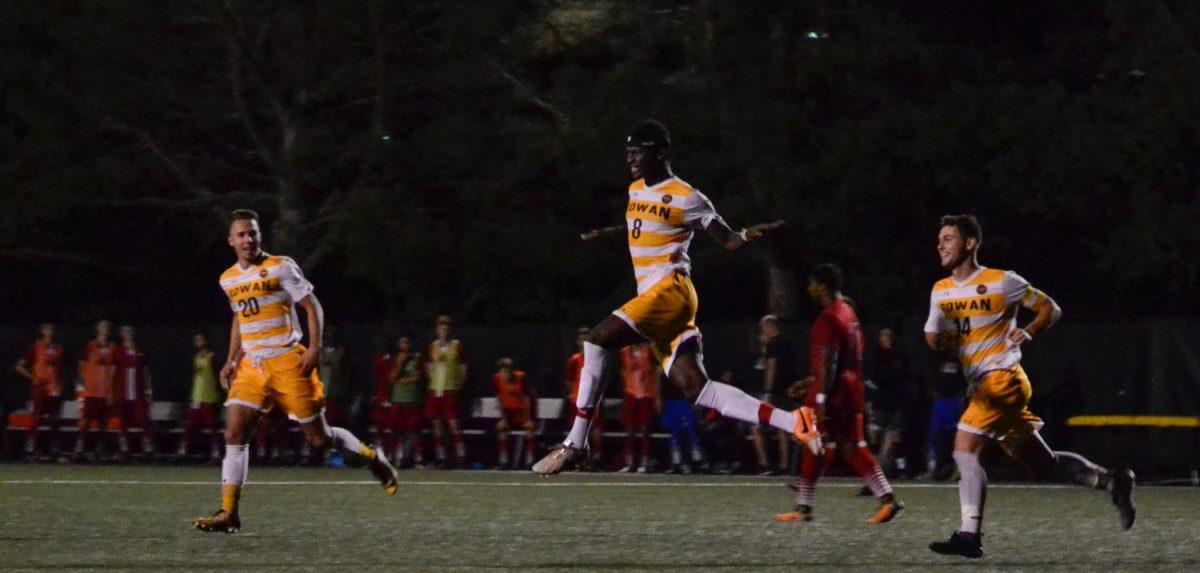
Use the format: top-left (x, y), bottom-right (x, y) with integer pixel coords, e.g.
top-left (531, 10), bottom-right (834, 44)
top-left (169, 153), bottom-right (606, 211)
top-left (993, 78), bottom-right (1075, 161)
top-left (221, 444), bottom-right (249, 486)
top-left (328, 426), bottom-right (367, 456)
top-left (565, 341), bottom-right (611, 447)
top-left (695, 381), bottom-right (796, 433)
top-left (954, 451), bottom-right (986, 534)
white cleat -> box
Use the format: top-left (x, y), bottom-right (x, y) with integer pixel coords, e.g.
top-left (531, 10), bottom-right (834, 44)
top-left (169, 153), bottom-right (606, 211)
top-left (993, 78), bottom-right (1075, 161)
top-left (531, 443), bottom-right (586, 476)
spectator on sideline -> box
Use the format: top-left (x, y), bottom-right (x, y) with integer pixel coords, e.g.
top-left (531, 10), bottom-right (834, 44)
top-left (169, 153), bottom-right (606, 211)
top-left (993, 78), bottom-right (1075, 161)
top-left (113, 325), bottom-right (155, 461)
top-left (14, 323), bottom-right (66, 462)
top-left (310, 328), bottom-right (348, 465)
top-left (924, 354), bottom-right (966, 480)
top-left (425, 315), bottom-right (468, 468)
top-left (618, 342), bottom-right (660, 473)
top-left (493, 357), bottom-right (537, 469)
top-left (660, 372), bottom-right (705, 474)
top-left (750, 315), bottom-right (794, 475)
top-left (369, 336), bottom-right (394, 451)
top-left (387, 336), bottom-right (425, 468)
top-left (869, 328), bottom-right (910, 477)
top-left (74, 320), bottom-right (118, 461)
top-left (178, 333), bottom-right (223, 463)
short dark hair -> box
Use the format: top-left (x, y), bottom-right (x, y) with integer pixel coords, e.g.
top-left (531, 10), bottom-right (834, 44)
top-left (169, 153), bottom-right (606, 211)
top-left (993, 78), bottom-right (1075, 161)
top-left (809, 263), bottom-right (844, 292)
top-left (626, 120), bottom-right (671, 155)
top-left (940, 214), bottom-right (982, 245)
top-left (228, 209), bottom-right (259, 227)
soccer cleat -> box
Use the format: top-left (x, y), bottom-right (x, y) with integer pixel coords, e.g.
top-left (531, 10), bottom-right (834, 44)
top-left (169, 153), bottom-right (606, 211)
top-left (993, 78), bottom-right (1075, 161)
top-left (865, 500), bottom-right (903, 524)
top-left (791, 407), bottom-right (824, 456)
top-left (368, 446), bottom-right (400, 495)
top-left (531, 443), bottom-right (587, 476)
top-left (929, 531), bottom-right (983, 559)
top-left (1111, 468), bottom-right (1136, 530)
top-left (193, 509), bottom-right (241, 534)
top-left (775, 505), bottom-right (813, 522)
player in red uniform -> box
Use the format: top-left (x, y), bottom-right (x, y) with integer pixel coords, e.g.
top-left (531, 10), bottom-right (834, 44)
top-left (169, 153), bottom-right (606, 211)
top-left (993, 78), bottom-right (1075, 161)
top-left (493, 358), bottom-right (537, 469)
top-left (619, 343), bottom-right (660, 473)
top-left (369, 341), bottom-right (394, 448)
top-left (563, 327), bottom-right (603, 468)
top-left (74, 320), bottom-right (118, 461)
top-left (14, 323), bottom-right (66, 461)
top-left (777, 264), bottom-right (903, 524)
top-left (113, 325), bottom-right (155, 460)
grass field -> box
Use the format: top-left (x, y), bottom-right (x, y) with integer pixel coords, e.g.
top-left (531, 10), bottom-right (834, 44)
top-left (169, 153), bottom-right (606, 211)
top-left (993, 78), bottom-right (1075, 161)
top-left (1, 465), bottom-right (1197, 572)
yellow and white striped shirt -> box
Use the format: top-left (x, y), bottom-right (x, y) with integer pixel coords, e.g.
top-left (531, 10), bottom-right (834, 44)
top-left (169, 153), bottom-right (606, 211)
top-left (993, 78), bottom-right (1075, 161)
top-left (924, 267), bottom-right (1051, 383)
top-left (626, 176), bottom-right (722, 294)
top-left (219, 254), bottom-right (314, 360)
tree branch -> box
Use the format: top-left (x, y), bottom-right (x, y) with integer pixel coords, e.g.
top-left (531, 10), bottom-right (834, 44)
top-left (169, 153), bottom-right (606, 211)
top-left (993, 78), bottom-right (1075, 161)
top-left (486, 57), bottom-right (570, 127)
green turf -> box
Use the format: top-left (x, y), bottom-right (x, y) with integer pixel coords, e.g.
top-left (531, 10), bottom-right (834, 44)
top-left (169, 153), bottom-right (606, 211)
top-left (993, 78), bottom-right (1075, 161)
top-left (0, 464), bottom-right (1197, 572)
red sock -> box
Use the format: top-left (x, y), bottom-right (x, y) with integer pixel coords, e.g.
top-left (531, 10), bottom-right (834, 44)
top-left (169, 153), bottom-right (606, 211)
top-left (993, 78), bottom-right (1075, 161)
top-left (795, 445), bottom-right (835, 507)
top-left (845, 445), bottom-right (892, 498)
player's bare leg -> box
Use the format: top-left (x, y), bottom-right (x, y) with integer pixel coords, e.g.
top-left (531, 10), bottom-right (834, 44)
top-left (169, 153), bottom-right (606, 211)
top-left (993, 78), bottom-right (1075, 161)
top-left (194, 404), bottom-right (259, 533)
top-left (533, 315), bottom-right (642, 475)
top-left (300, 412), bottom-right (399, 495)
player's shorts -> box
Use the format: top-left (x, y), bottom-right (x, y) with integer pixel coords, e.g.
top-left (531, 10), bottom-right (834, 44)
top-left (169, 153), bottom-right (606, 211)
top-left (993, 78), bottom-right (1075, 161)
top-left (117, 400), bottom-right (149, 430)
top-left (78, 397), bottom-right (109, 428)
top-left (621, 396), bottom-right (656, 428)
top-left (388, 403), bottom-right (423, 432)
top-left (423, 390), bottom-right (460, 421)
top-left (226, 345), bottom-right (326, 423)
top-left (30, 386), bottom-right (60, 419)
top-left (613, 271), bottom-right (700, 376)
top-left (659, 399), bottom-right (696, 434)
top-left (501, 406), bottom-right (531, 428)
top-left (958, 366), bottom-right (1044, 454)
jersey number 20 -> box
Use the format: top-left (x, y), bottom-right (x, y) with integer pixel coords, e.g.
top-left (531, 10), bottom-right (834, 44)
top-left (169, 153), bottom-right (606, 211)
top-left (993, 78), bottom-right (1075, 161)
top-left (238, 297), bottom-right (260, 318)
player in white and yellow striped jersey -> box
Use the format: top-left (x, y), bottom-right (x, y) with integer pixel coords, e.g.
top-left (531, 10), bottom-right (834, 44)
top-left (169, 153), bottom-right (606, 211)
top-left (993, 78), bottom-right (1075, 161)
top-left (534, 120), bottom-right (821, 476)
top-left (192, 209), bottom-right (398, 534)
top-left (924, 215), bottom-right (1135, 559)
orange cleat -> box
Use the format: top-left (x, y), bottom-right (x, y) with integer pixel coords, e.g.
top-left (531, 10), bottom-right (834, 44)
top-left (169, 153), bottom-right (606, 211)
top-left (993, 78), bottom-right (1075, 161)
top-left (791, 407), bottom-right (823, 456)
top-left (866, 500), bottom-right (903, 524)
top-left (775, 506), bottom-right (813, 522)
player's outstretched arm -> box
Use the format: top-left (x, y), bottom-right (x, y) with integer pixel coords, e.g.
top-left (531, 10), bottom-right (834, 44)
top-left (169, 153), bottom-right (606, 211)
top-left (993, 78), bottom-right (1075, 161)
top-left (705, 219), bottom-right (786, 251)
top-left (580, 225), bottom-right (625, 242)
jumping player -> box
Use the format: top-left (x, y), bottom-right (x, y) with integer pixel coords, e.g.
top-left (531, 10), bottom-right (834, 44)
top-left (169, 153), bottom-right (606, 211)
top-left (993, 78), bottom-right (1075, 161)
top-left (14, 323), bottom-right (65, 461)
top-left (192, 209), bottom-right (398, 534)
top-left (493, 358), bottom-right (536, 469)
top-left (924, 215), bottom-right (1135, 558)
top-left (533, 120), bottom-right (820, 475)
top-left (776, 264), bottom-right (902, 524)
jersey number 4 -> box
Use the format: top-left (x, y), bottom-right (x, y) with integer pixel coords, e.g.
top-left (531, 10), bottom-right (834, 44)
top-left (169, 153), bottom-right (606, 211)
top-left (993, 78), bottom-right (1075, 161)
top-left (238, 297), bottom-right (261, 318)
top-left (953, 317), bottom-right (971, 336)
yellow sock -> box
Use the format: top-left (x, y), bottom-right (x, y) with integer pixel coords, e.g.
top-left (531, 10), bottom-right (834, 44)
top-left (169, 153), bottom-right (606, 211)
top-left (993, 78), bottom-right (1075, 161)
top-left (359, 445), bottom-right (377, 460)
top-left (221, 484), bottom-right (241, 514)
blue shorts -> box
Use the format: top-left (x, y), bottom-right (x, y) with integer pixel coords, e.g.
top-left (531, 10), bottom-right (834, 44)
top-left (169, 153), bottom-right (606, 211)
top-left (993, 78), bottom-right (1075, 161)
top-left (660, 399), bottom-right (696, 434)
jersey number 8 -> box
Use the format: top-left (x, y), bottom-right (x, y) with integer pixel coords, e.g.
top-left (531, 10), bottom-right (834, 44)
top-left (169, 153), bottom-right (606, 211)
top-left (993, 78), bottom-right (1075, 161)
top-left (631, 219), bottom-right (643, 239)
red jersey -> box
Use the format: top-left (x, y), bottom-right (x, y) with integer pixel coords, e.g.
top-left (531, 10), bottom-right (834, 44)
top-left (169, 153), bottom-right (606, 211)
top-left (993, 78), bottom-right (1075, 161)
top-left (371, 352), bottom-right (394, 403)
top-left (494, 370), bottom-right (532, 410)
top-left (565, 353), bottom-right (584, 402)
top-left (114, 346), bottom-right (149, 402)
top-left (25, 340), bottom-right (64, 393)
top-left (619, 345), bottom-right (659, 399)
top-left (80, 341), bottom-right (118, 398)
top-left (808, 298), bottom-right (865, 404)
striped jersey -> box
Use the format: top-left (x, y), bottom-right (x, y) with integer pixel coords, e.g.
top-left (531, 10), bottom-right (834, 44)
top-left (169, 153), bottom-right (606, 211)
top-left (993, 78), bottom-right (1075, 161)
top-left (626, 176), bottom-right (723, 293)
top-left (218, 254), bottom-right (314, 360)
top-left (923, 267), bottom-right (1051, 383)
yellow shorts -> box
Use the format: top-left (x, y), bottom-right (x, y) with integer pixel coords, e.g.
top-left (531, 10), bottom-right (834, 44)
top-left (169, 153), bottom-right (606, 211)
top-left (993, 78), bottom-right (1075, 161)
top-left (614, 271), bottom-right (700, 375)
top-left (226, 345), bottom-right (326, 423)
top-left (959, 366), bottom-right (1044, 453)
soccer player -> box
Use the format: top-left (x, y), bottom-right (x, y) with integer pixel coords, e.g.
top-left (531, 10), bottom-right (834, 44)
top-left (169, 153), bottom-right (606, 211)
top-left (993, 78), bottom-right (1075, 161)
top-left (751, 315), bottom-right (794, 476)
top-left (73, 320), bottom-right (117, 461)
top-left (113, 324), bottom-right (155, 460)
top-left (618, 342), bottom-right (659, 473)
top-left (178, 333), bottom-right (223, 463)
top-left (493, 357), bottom-right (536, 469)
top-left (424, 315), bottom-right (468, 468)
top-left (924, 215), bottom-right (1135, 558)
top-left (533, 120), bottom-right (820, 475)
top-left (369, 339), bottom-right (394, 449)
top-left (386, 336), bottom-right (425, 468)
top-left (563, 327), bottom-right (604, 467)
top-left (15, 323), bottom-right (66, 462)
top-left (192, 209), bottom-right (397, 534)
top-left (776, 264), bottom-right (902, 524)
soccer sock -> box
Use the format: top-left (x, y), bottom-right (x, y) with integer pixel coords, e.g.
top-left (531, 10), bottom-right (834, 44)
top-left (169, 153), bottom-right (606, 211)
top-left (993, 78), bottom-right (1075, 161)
top-left (954, 451), bottom-right (987, 535)
top-left (565, 342), bottom-right (612, 448)
top-left (220, 444), bottom-right (249, 514)
top-left (328, 426), bottom-right (376, 459)
top-left (640, 434), bottom-right (650, 466)
top-left (694, 381), bottom-right (797, 433)
top-left (1053, 450), bottom-right (1112, 490)
top-left (624, 438), bottom-right (634, 466)
top-left (846, 445), bottom-right (893, 498)
top-left (454, 432), bottom-right (466, 459)
top-left (497, 431), bottom-right (509, 463)
top-left (795, 444), bottom-right (834, 508)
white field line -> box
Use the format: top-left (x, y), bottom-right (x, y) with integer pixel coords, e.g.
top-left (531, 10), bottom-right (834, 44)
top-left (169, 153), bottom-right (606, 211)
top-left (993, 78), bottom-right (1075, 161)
top-left (0, 478), bottom-right (1077, 489)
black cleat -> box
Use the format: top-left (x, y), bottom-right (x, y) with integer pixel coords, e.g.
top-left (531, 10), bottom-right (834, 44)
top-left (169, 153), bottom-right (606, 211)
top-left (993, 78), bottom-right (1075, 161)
top-left (1111, 468), bottom-right (1136, 530)
top-left (929, 531), bottom-right (983, 559)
